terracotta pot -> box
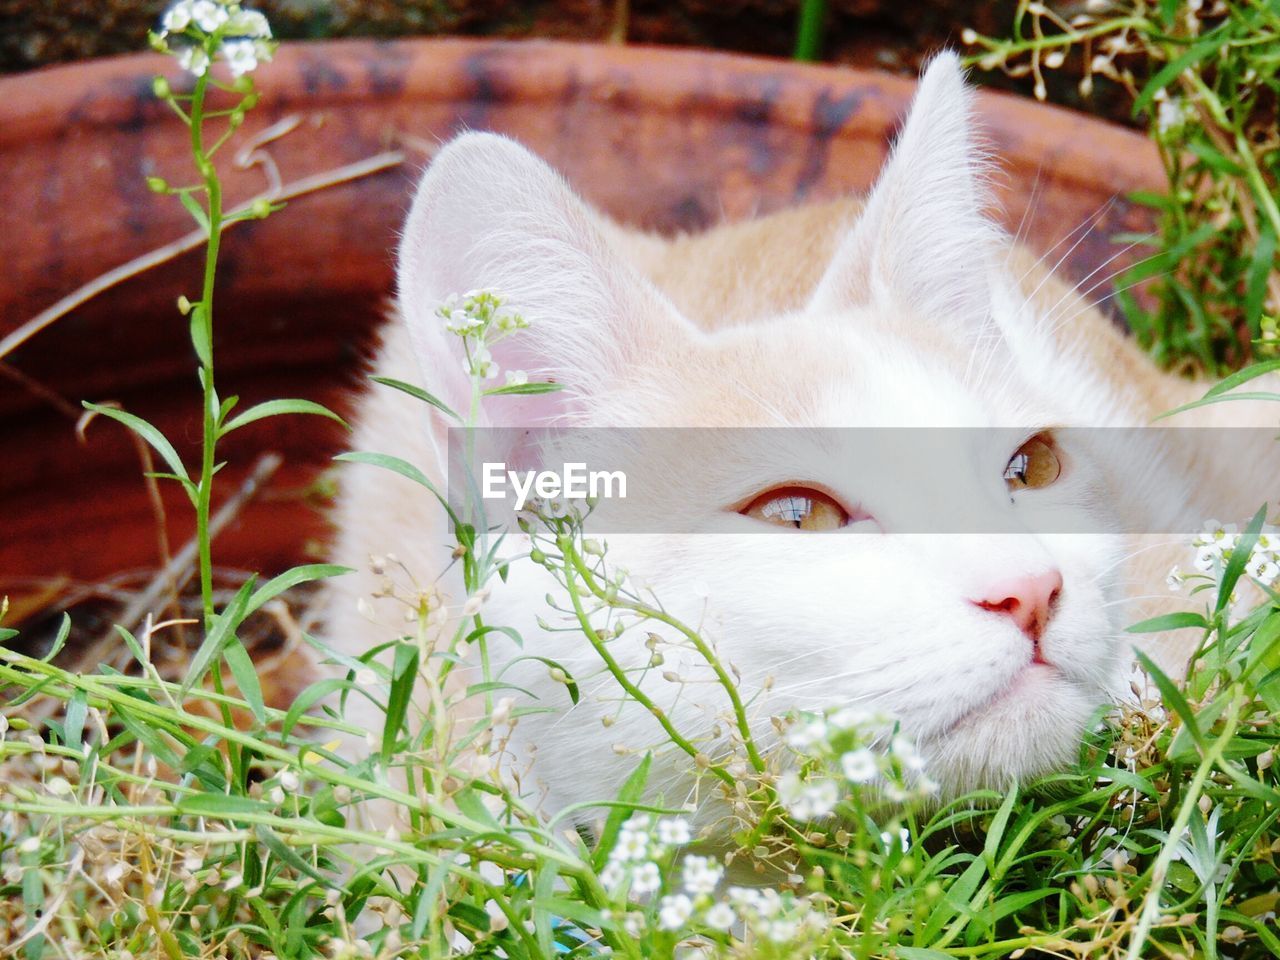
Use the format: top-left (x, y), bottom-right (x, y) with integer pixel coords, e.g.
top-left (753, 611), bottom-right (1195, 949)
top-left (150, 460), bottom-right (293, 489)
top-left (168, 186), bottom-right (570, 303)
top-left (0, 39), bottom-right (1163, 612)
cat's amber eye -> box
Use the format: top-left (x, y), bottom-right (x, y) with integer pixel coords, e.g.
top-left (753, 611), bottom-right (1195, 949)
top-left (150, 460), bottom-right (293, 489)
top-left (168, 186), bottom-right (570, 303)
top-left (1004, 434), bottom-right (1062, 490)
top-left (741, 486), bottom-right (850, 531)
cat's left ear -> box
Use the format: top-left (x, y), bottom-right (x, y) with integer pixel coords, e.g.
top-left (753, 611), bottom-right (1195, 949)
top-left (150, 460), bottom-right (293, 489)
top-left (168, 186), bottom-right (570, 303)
top-left (809, 51), bottom-right (998, 325)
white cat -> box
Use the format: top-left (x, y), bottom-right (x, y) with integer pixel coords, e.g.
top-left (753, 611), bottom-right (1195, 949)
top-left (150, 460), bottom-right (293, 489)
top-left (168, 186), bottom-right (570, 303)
top-left (325, 52), bottom-right (1276, 821)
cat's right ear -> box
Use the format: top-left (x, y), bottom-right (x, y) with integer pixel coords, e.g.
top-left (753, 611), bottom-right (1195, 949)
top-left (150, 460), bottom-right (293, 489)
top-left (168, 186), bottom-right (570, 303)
top-left (808, 51), bottom-right (998, 327)
top-left (396, 132), bottom-right (695, 427)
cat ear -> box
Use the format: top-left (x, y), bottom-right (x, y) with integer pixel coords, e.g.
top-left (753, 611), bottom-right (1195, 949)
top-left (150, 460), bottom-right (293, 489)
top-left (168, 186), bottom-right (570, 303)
top-left (396, 132), bottom-right (693, 426)
top-left (809, 51), bottom-right (998, 324)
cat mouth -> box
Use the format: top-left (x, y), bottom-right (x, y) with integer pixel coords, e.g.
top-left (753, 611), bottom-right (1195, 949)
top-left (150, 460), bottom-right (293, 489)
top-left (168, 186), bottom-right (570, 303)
top-left (945, 661), bottom-right (1062, 734)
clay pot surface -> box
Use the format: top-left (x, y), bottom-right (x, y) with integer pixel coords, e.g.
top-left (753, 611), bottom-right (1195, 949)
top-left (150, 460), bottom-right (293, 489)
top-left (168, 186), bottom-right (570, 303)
top-left (0, 39), bottom-right (1163, 605)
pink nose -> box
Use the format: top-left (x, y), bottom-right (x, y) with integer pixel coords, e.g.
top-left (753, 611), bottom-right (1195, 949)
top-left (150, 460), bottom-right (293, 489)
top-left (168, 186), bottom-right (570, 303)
top-left (971, 570), bottom-right (1063, 646)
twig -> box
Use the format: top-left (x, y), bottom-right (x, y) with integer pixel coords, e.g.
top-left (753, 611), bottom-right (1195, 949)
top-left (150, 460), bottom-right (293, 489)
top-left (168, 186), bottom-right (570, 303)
top-left (0, 150), bottom-right (404, 362)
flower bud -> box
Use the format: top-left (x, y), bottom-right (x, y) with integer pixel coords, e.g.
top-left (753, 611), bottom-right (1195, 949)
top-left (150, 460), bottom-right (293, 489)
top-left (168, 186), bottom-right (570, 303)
top-left (146, 176), bottom-right (169, 193)
top-left (250, 197), bottom-right (271, 219)
top-left (177, 295), bottom-right (193, 315)
top-left (152, 76), bottom-right (172, 99)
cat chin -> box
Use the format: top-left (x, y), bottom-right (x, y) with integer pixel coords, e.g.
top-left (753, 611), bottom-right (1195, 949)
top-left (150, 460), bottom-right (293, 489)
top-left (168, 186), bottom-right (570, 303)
top-left (918, 669), bottom-right (1101, 795)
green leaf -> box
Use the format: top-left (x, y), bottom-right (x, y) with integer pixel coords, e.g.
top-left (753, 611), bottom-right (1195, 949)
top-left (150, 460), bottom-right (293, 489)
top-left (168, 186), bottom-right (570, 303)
top-left (1126, 612), bottom-right (1210, 634)
top-left (41, 613), bottom-right (72, 663)
top-left (220, 398), bottom-right (348, 436)
top-left (181, 577), bottom-right (256, 699)
top-left (1217, 505), bottom-right (1267, 614)
top-left (1186, 139), bottom-right (1244, 176)
top-left (63, 690), bottom-right (88, 753)
top-left (481, 382), bottom-right (564, 397)
top-left (982, 785), bottom-right (1019, 873)
top-left (281, 676), bottom-right (353, 739)
top-left (82, 403), bottom-right (188, 482)
top-left (254, 824), bottom-right (331, 884)
top-left (223, 638), bottom-right (265, 725)
top-left (189, 303), bottom-right (212, 369)
top-left (1247, 226), bottom-right (1279, 332)
top-left (114, 624), bottom-right (150, 669)
top-left (592, 753), bottom-right (652, 871)
top-left (370, 376), bottom-right (460, 421)
top-left (1155, 390), bottom-right (1280, 420)
top-left (246, 563), bottom-right (351, 619)
top-left (1136, 650), bottom-right (1206, 755)
top-left (177, 792), bottom-right (270, 819)
top-left (1203, 358), bottom-right (1280, 399)
top-left (334, 451), bottom-right (458, 526)
top-left (382, 643), bottom-right (419, 761)
top-left (178, 190), bottom-right (210, 233)
top-left (500, 655), bottom-right (579, 706)
top-left (1133, 32), bottom-right (1224, 116)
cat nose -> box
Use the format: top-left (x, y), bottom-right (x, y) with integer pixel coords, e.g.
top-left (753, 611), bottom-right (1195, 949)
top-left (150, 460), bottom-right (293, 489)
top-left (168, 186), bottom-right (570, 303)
top-left (971, 570), bottom-right (1063, 645)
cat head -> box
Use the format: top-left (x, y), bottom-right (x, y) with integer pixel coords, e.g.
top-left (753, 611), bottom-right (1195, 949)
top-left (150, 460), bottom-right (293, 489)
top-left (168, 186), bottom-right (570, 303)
top-left (395, 52), bottom-right (1131, 795)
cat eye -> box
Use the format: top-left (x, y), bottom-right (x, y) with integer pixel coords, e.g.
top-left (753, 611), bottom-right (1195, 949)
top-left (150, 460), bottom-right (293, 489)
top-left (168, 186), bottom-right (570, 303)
top-left (741, 486), bottom-right (851, 531)
top-left (1004, 434), bottom-right (1062, 490)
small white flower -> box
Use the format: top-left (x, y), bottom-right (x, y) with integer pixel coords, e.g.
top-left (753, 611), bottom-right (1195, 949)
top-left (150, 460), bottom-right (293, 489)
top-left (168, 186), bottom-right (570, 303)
top-left (228, 8), bottom-right (271, 37)
top-left (17, 836), bottom-right (40, 855)
top-left (840, 748), bottom-right (878, 783)
top-left (176, 45), bottom-right (210, 76)
top-left (656, 817), bottom-right (691, 846)
top-left (1193, 546), bottom-right (1219, 573)
top-left (269, 785), bottom-right (285, 805)
top-left (657, 894), bottom-right (694, 930)
top-left (779, 773), bottom-right (838, 820)
top-left (891, 735), bottom-right (926, 772)
top-left (612, 829), bottom-right (649, 862)
top-left (880, 826), bottom-right (911, 852)
top-left (680, 855), bottom-right (723, 896)
top-left (161, 0), bottom-right (195, 33)
top-left (504, 369), bottom-right (528, 387)
top-left (1247, 552), bottom-right (1279, 585)
top-left (828, 706), bottom-right (876, 731)
top-left (785, 717), bottom-right (828, 752)
top-left (1166, 565), bottom-right (1185, 591)
top-left (629, 861), bottom-right (661, 895)
top-left (1156, 97), bottom-right (1191, 135)
top-left (1196, 520), bottom-right (1238, 552)
top-left (191, 0), bottom-right (229, 32)
top-left (622, 911), bottom-right (644, 936)
top-left (804, 780), bottom-right (839, 818)
top-left (704, 901), bottom-right (736, 931)
top-left (280, 769), bottom-right (299, 792)
top-left (767, 918), bottom-right (799, 943)
top-left (355, 668), bottom-right (378, 686)
top-left (221, 38), bottom-right (260, 77)
top-left (600, 860), bottom-right (627, 893)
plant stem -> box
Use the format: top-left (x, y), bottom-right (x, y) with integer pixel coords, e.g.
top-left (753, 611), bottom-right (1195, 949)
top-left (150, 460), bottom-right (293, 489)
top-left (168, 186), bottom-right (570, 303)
top-left (560, 552), bottom-right (735, 787)
top-left (566, 549), bottom-right (766, 774)
top-left (794, 0), bottom-right (827, 61)
top-left (189, 71), bottom-right (222, 633)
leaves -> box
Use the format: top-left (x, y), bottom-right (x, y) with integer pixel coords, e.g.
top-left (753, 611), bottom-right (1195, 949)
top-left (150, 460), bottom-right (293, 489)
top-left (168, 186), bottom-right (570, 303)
top-left (219, 398), bottom-right (348, 436)
top-left (81, 403), bottom-right (188, 483)
top-left (180, 577), bottom-right (256, 700)
top-left (370, 375), bottom-right (460, 420)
